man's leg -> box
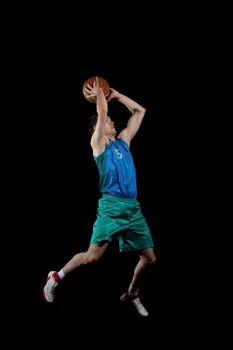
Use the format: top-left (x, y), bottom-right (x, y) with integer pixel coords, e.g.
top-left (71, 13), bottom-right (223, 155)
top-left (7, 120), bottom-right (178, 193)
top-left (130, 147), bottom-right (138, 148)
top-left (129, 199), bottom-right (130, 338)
top-left (43, 243), bottom-right (109, 303)
top-left (63, 243), bottom-right (109, 273)
top-left (129, 247), bottom-right (156, 291)
top-left (120, 248), bottom-right (156, 316)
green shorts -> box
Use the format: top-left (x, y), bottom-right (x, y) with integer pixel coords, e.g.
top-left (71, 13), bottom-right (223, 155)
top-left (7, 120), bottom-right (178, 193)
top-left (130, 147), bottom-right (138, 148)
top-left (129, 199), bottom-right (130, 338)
top-left (90, 194), bottom-right (154, 253)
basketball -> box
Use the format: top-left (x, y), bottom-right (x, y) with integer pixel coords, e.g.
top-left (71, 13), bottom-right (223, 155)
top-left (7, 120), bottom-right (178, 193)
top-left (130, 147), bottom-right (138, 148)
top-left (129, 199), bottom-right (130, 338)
top-left (82, 76), bottom-right (110, 103)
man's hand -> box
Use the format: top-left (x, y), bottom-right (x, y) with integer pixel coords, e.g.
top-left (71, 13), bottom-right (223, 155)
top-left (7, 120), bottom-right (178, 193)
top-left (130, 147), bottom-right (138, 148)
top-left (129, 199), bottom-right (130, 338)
top-left (106, 88), bottom-right (121, 102)
top-left (83, 76), bottom-right (102, 103)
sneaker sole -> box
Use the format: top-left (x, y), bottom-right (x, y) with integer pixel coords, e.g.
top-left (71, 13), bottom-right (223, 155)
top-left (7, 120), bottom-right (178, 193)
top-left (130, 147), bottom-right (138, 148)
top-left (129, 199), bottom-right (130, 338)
top-left (42, 271), bottom-right (56, 303)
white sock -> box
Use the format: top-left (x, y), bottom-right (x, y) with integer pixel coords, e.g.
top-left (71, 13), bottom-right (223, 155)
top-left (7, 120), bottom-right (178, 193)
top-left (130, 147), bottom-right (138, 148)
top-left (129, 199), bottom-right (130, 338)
top-left (58, 268), bottom-right (66, 280)
top-left (128, 284), bottom-right (139, 295)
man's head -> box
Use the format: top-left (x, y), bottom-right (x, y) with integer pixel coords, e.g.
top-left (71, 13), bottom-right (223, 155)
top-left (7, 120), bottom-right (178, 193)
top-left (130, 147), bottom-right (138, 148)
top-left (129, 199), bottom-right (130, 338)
top-left (88, 114), bottom-right (116, 136)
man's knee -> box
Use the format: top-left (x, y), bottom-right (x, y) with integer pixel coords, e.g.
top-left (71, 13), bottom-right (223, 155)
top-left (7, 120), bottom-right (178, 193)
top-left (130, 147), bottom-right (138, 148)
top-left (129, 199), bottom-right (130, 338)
top-left (149, 255), bottom-right (157, 264)
top-left (142, 253), bottom-right (156, 265)
top-left (84, 243), bottom-right (108, 264)
top-left (85, 252), bottom-right (100, 264)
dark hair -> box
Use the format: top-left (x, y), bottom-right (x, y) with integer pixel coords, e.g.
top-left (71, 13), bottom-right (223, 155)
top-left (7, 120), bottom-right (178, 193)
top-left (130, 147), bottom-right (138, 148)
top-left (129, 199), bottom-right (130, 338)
top-left (88, 113), bottom-right (98, 135)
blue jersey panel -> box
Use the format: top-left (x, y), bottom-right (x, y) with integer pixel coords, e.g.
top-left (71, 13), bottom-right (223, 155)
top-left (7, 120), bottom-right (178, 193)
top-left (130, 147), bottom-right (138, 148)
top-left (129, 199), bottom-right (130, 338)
top-left (94, 138), bottom-right (137, 199)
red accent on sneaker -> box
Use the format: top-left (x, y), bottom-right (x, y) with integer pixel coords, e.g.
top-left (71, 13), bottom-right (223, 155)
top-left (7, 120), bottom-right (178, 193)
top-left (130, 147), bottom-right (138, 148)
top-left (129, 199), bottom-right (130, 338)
top-left (42, 271), bottom-right (61, 303)
top-left (51, 271), bottom-right (60, 281)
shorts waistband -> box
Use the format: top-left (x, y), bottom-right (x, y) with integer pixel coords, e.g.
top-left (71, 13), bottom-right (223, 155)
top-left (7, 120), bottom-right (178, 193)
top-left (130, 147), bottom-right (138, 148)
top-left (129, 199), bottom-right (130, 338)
top-left (100, 194), bottom-right (138, 203)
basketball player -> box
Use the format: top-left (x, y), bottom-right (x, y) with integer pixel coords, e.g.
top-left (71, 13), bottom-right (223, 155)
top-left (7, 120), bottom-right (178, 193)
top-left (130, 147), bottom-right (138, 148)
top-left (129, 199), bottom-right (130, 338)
top-left (43, 80), bottom-right (156, 317)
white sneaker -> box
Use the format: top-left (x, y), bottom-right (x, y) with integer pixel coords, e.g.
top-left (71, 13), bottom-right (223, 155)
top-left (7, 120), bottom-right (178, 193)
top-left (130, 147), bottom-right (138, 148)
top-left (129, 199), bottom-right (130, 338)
top-left (43, 271), bottom-right (60, 303)
top-left (131, 297), bottom-right (149, 317)
top-left (120, 292), bottom-right (149, 317)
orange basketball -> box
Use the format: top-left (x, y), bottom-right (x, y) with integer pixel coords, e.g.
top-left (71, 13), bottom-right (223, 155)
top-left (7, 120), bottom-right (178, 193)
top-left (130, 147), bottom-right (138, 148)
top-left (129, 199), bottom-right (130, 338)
top-left (82, 76), bottom-right (110, 103)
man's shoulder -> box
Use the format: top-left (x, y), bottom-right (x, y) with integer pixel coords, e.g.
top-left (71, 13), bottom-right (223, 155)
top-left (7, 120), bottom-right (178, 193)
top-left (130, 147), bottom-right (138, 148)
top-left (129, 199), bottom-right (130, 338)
top-left (116, 137), bottom-right (130, 148)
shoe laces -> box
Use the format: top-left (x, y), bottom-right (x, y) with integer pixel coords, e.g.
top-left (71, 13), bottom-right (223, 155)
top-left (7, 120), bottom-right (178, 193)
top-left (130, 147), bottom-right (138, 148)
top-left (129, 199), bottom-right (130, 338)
top-left (49, 273), bottom-right (59, 294)
top-left (133, 297), bottom-right (145, 311)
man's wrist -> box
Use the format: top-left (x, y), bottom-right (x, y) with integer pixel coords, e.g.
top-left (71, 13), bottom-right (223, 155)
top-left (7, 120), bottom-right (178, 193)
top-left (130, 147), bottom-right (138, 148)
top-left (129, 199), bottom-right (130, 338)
top-left (115, 93), bottom-right (122, 101)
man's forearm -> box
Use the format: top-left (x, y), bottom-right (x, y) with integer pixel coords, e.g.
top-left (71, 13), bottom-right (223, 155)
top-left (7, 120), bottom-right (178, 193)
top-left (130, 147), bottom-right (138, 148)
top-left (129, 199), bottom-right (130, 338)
top-left (116, 93), bottom-right (145, 114)
top-left (96, 87), bottom-right (108, 118)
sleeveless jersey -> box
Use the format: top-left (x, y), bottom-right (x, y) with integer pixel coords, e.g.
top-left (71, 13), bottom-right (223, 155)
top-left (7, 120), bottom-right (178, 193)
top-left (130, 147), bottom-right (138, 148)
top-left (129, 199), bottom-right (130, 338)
top-left (94, 138), bottom-right (137, 199)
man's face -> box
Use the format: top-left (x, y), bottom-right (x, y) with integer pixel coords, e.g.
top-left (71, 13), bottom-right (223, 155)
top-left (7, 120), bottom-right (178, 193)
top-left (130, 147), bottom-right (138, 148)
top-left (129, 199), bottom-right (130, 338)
top-left (105, 116), bottom-right (116, 135)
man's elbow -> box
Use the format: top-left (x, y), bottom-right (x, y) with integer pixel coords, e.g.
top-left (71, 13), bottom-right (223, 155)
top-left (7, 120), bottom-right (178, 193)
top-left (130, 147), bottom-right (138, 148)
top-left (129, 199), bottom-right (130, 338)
top-left (140, 107), bottom-right (146, 117)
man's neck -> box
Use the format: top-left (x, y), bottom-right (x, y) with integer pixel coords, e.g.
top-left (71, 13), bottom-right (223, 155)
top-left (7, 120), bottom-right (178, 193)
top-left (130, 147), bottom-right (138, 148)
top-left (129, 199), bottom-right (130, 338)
top-left (107, 135), bottom-right (116, 141)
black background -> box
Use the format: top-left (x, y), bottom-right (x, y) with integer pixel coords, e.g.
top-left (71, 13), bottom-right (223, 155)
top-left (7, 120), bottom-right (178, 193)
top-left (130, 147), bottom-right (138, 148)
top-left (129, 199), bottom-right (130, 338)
top-left (5, 14), bottom-right (196, 347)
top-left (3, 4), bottom-right (223, 347)
top-left (13, 51), bottom-right (164, 344)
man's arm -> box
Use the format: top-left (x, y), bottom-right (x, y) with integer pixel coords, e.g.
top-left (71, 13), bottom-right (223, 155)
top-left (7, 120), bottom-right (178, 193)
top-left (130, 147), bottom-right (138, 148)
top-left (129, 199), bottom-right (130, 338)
top-left (90, 86), bottom-right (108, 156)
top-left (109, 89), bottom-right (146, 145)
